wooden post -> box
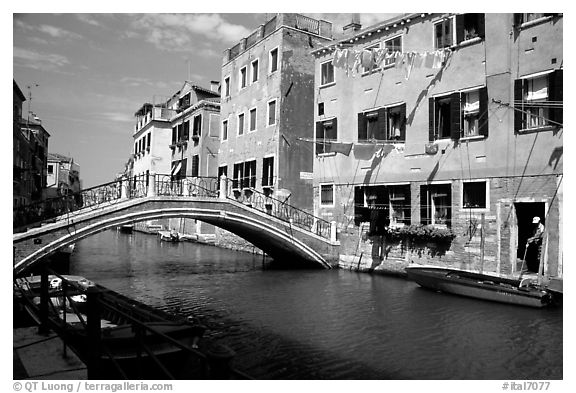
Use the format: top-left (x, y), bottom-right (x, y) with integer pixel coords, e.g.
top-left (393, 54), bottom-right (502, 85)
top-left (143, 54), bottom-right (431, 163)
top-left (205, 343), bottom-right (235, 379)
top-left (479, 213), bottom-right (485, 274)
top-left (86, 286), bottom-right (102, 379)
top-left (38, 265), bottom-right (50, 335)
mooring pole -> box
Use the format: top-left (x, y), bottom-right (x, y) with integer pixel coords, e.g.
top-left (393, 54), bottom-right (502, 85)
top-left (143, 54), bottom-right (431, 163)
top-left (86, 286), bottom-right (102, 379)
top-left (38, 265), bottom-right (50, 335)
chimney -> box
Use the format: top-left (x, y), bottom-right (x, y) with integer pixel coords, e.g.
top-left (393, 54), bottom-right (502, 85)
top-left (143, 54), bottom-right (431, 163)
top-left (343, 13), bottom-right (362, 36)
top-left (210, 80), bottom-right (220, 93)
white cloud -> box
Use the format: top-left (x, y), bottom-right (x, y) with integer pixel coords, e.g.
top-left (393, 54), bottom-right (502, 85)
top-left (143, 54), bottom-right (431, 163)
top-left (37, 24), bottom-right (83, 40)
top-left (76, 14), bottom-right (102, 26)
top-left (13, 47), bottom-right (70, 71)
top-left (127, 13), bottom-right (251, 52)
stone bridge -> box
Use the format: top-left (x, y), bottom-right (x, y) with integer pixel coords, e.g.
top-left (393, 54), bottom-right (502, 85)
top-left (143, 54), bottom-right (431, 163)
top-left (13, 175), bottom-right (340, 275)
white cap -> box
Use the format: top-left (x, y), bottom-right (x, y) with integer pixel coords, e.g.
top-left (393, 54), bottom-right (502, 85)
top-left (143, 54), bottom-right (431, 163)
top-left (532, 217), bottom-right (541, 223)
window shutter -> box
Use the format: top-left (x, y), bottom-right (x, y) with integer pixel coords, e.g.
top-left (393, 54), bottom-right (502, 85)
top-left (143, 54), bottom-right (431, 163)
top-left (477, 14), bottom-right (486, 38)
top-left (514, 79), bottom-right (524, 131)
top-left (429, 98), bottom-right (435, 141)
top-left (399, 103), bottom-right (407, 141)
top-left (450, 92), bottom-right (461, 140)
top-left (420, 186), bottom-right (430, 225)
top-left (358, 112), bottom-right (367, 140)
top-left (548, 69), bottom-right (563, 125)
top-left (445, 19), bottom-right (454, 47)
top-left (377, 107), bottom-right (387, 140)
top-left (513, 13), bottom-right (524, 27)
top-left (455, 14), bottom-right (465, 44)
top-left (315, 121), bottom-right (323, 139)
top-left (478, 87), bottom-right (489, 137)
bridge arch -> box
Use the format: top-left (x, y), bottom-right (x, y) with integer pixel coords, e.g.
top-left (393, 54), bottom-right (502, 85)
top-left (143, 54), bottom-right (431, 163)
top-left (13, 197), bottom-right (338, 275)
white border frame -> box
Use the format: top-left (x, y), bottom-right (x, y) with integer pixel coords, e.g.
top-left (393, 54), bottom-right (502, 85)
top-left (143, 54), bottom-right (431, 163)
top-left (269, 46), bottom-right (279, 74)
top-left (267, 98), bottom-right (277, 127)
top-left (237, 112), bottom-right (245, 136)
top-left (221, 118), bottom-right (229, 142)
top-left (461, 179), bottom-right (491, 212)
top-left (239, 66), bottom-right (248, 91)
top-left (248, 106), bottom-right (258, 133)
top-left (319, 182), bottom-right (335, 208)
top-left (251, 58), bottom-right (259, 84)
top-left (319, 59), bottom-right (336, 87)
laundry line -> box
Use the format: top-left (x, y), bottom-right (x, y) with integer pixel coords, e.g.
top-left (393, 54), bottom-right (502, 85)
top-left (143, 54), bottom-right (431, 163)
top-left (331, 47), bottom-right (452, 80)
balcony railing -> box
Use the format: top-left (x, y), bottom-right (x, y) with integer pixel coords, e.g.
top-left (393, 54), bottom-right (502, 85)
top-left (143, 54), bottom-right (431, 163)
top-left (263, 16), bottom-right (277, 37)
top-left (245, 29), bottom-right (260, 49)
top-left (295, 14), bottom-right (319, 35)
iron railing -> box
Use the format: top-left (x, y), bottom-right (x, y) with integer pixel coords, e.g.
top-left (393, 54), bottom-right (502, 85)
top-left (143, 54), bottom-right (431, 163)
top-left (13, 174), bottom-right (148, 231)
top-left (13, 173), bottom-right (332, 241)
top-left (295, 14), bottom-right (320, 35)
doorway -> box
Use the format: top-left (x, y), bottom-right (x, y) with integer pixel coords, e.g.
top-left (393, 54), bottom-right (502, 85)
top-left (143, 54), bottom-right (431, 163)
top-left (514, 202), bottom-right (545, 270)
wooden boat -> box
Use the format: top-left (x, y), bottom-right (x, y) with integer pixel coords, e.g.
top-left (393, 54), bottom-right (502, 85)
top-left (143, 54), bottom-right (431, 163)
top-left (158, 230), bottom-right (180, 242)
top-left (14, 275), bottom-right (205, 379)
top-left (118, 224), bottom-right (134, 234)
top-left (405, 265), bottom-right (553, 308)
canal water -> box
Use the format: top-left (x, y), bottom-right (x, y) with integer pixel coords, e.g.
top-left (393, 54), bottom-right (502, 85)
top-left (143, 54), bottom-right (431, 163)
top-left (69, 230), bottom-right (562, 380)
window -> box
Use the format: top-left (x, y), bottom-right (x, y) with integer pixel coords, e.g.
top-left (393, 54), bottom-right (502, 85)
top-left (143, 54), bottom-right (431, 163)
top-left (434, 17), bottom-right (454, 49)
top-left (262, 156), bottom-right (274, 187)
top-left (47, 164), bottom-right (54, 175)
top-left (354, 185), bottom-right (411, 231)
top-left (514, 70), bottom-right (563, 131)
top-left (239, 66), bottom-right (247, 89)
top-left (146, 133), bottom-right (151, 149)
top-left (134, 142), bottom-right (138, 154)
top-left (238, 113), bottom-right (245, 135)
top-left (455, 14), bottom-right (485, 43)
top-left (232, 163), bottom-right (243, 189)
top-left (224, 76), bottom-right (230, 97)
top-left (462, 181), bottom-right (488, 209)
top-left (320, 60), bottom-right (334, 85)
top-left (462, 90), bottom-right (480, 137)
top-left (222, 120), bottom-right (228, 141)
top-left (243, 160), bottom-right (256, 189)
top-left (269, 48), bottom-right (278, 73)
top-left (420, 184), bottom-right (452, 227)
top-left (267, 99), bottom-right (277, 126)
top-left (251, 59), bottom-right (259, 83)
top-left (249, 108), bottom-right (257, 131)
top-left (320, 184), bottom-right (334, 207)
top-left (181, 121), bottom-right (189, 141)
top-left (191, 155), bottom-right (199, 177)
top-left (384, 36), bottom-right (402, 67)
top-left (192, 114), bottom-right (202, 137)
top-left (429, 94), bottom-right (461, 140)
top-left (318, 102), bottom-right (324, 116)
top-left (362, 44), bottom-right (381, 73)
top-left (218, 165), bottom-right (228, 179)
top-left (359, 105), bottom-right (406, 142)
top-left (315, 118), bottom-right (338, 154)
top-left (514, 13), bottom-right (556, 26)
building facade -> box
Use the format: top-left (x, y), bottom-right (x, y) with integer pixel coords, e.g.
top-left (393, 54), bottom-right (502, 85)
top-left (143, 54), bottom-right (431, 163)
top-left (45, 153), bottom-right (81, 199)
top-left (312, 13), bottom-right (563, 278)
top-left (219, 13), bottom-right (333, 211)
top-left (13, 80), bottom-right (29, 207)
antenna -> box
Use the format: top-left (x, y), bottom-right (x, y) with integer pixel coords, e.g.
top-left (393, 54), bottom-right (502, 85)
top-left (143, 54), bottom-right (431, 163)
top-left (26, 83), bottom-right (39, 125)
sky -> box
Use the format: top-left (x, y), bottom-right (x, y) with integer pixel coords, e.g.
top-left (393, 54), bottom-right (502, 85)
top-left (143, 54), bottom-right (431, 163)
top-left (13, 10), bottom-right (400, 188)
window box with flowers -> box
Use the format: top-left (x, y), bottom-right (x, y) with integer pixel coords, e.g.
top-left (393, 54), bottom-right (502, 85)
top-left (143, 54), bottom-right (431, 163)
top-left (384, 224), bottom-right (456, 245)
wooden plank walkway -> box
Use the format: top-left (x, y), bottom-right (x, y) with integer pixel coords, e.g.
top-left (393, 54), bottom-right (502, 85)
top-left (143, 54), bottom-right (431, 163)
top-left (13, 327), bottom-right (87, 379)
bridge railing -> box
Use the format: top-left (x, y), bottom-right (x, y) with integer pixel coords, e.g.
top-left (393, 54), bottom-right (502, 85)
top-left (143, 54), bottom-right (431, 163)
top-left (222, 177), bottom-right (333, 240)
top-left (152, 174), bottom-right (333, 240)
top-left (13, 174), bottom-right (148, 231)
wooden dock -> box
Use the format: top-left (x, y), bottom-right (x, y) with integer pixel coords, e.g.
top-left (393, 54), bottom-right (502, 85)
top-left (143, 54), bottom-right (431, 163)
top-left (13, 327), bottom-right (87, 379)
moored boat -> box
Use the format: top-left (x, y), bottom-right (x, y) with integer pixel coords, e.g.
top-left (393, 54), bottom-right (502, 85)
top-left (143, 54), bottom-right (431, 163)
top-left (405, 265), bottom-right (553, 308)
top-left (14, 274), bottom-right (205, 379)
top-left (158, 230), bottom-right (181, 242)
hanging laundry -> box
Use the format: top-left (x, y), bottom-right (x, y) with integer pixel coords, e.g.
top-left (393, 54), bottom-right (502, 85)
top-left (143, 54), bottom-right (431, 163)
top-left (361, 49), bottom-right (374, 70)
top-left (353, 143), bottom-right (378, 160)
top-left (332, 48), bottom-right (347, 68)
top-left (413, 52), bottom-right (424, 69)
top-left (374, 48), bottom-right (387, 69)
top-left (404, 52), bottom-right (416, 80)
top-left (432, 50), bottom-right (444, 69)
top-left (327, 142), bottom-right (353, 156)
top-left (423, 51), bottom-right (435, 68)
top-left (394, 51), bottom-right (404, 68)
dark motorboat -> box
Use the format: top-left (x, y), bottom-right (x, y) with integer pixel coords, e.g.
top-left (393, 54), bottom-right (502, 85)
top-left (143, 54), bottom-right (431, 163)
top-left (14, 275), bottom-right (205, 379)
top-left (405, 265), bottom-right (553, 308)
top-left (118, 224), bottom-right (134, 234)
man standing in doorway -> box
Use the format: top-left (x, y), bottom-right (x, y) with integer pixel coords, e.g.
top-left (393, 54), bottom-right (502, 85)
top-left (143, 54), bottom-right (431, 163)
top-left (526, 216), bottom-right (545, 273)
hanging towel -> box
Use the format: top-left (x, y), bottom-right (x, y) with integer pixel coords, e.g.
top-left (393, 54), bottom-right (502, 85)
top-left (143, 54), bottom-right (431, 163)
top-left (374, 48), bottom-right (387, 69)
top-left (361, 49), bottom-right (373, 70)
top-left (413, 52), bottom-right (424, 69)
top-left (327, 142), bottom-right (353, 156)
top-left (404, 52), bottom-right (416, 80)
top-left (353, 143), bottom-right (378, 160)
top-left (332, 48), bottom-right (346, 68)
top-left (423, 52), bottom-right (435, 68)
top-left (432, 50), bottom-right (443, 69)
top-left (394, 52), bottom-right (404, 68)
